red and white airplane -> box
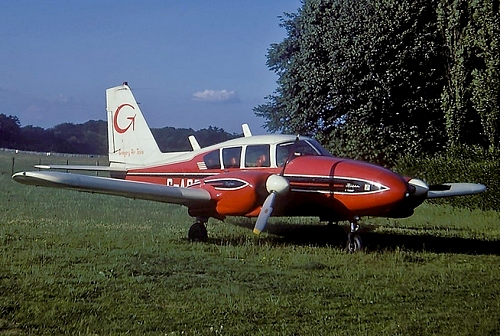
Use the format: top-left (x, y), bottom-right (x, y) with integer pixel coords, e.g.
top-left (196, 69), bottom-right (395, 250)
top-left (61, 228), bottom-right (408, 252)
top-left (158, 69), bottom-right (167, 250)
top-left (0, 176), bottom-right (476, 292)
top-left (13, 83), bottom-right (486, 251)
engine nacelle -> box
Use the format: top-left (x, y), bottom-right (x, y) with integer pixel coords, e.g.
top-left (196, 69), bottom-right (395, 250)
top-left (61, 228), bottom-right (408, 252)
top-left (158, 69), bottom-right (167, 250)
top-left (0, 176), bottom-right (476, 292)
top-left (197, 171), bottom-right (270, 216)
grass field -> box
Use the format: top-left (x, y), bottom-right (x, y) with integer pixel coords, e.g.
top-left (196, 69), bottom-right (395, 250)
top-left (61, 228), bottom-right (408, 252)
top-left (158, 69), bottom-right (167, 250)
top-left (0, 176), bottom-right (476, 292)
top-left (1, 151), bottom-right (499, 335)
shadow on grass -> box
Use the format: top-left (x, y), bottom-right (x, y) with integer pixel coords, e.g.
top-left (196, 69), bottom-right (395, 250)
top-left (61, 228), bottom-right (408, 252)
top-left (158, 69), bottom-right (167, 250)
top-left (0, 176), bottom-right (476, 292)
top-left (217, 219), bottom-right (500, 255)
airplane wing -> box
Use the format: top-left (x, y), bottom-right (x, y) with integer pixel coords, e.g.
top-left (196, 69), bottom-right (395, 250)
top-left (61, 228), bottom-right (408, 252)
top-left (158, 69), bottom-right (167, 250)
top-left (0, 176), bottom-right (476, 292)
top-left (427, 183), bottom-right (487, 199)
top-left (12, 171), bottom-right (212, 207)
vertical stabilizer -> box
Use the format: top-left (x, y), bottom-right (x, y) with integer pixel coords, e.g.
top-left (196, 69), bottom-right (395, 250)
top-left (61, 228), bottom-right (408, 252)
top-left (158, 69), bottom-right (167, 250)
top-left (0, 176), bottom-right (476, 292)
top-left (106, 83), bottom-right (162, 167)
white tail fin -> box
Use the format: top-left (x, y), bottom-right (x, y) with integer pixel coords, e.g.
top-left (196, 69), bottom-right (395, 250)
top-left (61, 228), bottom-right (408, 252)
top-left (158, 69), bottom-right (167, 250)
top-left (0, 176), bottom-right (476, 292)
top-left (106, 83), bottom-right (163, 167)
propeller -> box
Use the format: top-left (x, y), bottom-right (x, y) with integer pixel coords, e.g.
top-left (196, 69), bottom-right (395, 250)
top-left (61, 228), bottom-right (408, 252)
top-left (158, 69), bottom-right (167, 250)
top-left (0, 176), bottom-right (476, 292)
top-left (408, 178), bottom-right (429, 198)
top-left (253, 136), bottom-right (299, 235)
top-left (253, 174), bottom-right (290, 235)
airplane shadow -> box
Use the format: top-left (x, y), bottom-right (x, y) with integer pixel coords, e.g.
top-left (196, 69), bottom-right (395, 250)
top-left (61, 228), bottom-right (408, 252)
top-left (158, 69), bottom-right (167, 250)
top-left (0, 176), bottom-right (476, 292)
top-left (215, 220), bottom-right (500, 256)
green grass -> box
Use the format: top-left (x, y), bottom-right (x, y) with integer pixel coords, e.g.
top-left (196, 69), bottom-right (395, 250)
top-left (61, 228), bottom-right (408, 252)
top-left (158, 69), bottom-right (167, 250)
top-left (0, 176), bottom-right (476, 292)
top-left (1, 152), bottom-right (500, 335)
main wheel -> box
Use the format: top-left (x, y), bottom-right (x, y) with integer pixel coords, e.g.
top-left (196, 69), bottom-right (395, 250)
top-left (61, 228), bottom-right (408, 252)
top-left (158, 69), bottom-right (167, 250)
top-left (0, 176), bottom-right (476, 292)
top-left (188, 222), bottom-right (208, 242)
top-left (346, 234), bottom-right (363, 252)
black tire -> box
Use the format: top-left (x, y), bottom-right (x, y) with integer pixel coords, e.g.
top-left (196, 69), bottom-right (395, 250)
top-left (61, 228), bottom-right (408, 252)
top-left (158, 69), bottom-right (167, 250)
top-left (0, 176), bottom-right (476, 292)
top-left (188, 222), bottom-right (208, 242)
top-left (346, 234), bottom-right (363, 252)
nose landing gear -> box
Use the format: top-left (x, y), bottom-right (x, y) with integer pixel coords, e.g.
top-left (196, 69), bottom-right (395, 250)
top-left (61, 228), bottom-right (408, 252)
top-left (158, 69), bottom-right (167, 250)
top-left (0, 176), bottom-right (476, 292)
top-left (346, 218), bottom-right (363, 252)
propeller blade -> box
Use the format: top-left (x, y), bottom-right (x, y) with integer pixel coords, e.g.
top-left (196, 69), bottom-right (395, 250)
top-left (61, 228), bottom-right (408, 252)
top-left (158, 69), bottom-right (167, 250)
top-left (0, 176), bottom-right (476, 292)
top-left (253, 192), bottom-right (276, 235)
top-left (253, 174), bottom-right (290, 235)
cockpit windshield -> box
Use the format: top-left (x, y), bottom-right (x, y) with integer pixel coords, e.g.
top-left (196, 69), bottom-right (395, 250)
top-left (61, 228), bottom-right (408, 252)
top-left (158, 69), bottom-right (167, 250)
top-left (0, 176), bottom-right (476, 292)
top-left (276, 139), bottom-right (332, 166)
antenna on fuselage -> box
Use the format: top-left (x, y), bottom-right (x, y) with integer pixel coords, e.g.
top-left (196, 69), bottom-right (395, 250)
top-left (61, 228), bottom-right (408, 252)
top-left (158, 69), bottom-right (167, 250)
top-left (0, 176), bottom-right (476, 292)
top-left (242, 124), bottom-right (252, 137)
top-left (188, 135), bottom-right (201, 151)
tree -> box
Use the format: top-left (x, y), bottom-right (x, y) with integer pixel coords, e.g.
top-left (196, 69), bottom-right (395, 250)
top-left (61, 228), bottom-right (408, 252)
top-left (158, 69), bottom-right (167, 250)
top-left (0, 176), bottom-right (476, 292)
top-left (256, 0), bottom-right (447, 164)
top-left (1, 113), bottom-right (237, 155)
top-left (152, 126), bottom-right (237, 152)
top-left (0, 114), bottom-right (21, 148)
top-left (50, 120), bottom-right (108, 154)
top-left (438, 0), bottom-right (500, 149)
top-left (18, 125), bottom-right (59, 152)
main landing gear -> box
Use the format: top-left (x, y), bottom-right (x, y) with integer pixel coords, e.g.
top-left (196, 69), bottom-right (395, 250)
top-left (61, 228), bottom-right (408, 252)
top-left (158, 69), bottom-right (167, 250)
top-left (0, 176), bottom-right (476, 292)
top-left (346, 218), bottom-right (363, 253)
top-left (188, 218), bottom-right (208, 242)
top-left (188, 217), bottom-right (364, 251)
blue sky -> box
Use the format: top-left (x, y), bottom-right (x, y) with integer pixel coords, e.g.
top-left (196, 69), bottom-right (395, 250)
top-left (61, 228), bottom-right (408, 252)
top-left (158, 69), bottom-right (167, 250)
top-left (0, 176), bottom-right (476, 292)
top-left (0, 1), bottom-right (301, 134)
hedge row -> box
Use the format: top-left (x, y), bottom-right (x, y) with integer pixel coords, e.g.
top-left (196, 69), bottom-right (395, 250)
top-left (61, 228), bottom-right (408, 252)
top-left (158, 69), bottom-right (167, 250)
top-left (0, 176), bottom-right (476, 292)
top-left (394, 147), bottom-right (499, 211)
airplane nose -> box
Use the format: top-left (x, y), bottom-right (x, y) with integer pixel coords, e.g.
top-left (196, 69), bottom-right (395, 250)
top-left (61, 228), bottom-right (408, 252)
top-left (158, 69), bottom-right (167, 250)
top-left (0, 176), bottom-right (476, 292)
top-left (284, 156), bottom-right (411, 217)
top-left (376, 172), bottom-right (423, 218)
top-left (333, 159), bottom-right (411, 216)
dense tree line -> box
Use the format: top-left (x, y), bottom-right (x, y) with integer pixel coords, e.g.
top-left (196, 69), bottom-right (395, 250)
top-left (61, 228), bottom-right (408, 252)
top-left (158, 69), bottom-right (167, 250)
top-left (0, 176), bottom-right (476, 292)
top-left (438, 0), bottom-right (500, 148)
top-left (0, 114), bottom-right (236, 155)
top-left (152, 126), bottom-right (236, 152)
top-left (255, 0), bottom-right (500, 164)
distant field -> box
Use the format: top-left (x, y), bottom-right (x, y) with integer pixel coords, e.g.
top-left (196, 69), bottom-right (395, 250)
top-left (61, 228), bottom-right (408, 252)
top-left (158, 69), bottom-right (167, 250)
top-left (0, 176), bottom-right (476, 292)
top-left (1, 151), bottom-right (499, 335)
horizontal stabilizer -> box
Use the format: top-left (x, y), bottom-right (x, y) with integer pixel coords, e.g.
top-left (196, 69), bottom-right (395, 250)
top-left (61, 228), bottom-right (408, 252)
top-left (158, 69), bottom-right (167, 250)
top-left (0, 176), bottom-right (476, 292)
top-left (13, 171), bottom-right (211, 207)
top-left (427, 183), bottom-right (486, 199)
top-left (35, 165), bottom-right (127, 172)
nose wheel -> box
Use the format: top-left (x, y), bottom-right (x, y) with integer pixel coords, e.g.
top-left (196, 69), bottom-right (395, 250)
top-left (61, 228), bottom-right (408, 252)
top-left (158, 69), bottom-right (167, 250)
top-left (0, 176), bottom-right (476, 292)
top-left (346, 219), bottom-right (363, 252)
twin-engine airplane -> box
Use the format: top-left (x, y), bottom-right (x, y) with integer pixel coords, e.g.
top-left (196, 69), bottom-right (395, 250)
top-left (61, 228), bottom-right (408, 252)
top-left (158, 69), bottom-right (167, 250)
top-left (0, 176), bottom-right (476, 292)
top-left (13, 83), bottom-right (486, 251)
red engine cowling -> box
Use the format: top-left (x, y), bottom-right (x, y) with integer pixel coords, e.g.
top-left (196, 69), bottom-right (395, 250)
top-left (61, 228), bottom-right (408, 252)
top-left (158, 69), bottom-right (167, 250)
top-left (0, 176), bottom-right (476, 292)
top-left (197, 171), bottom-right (271, 216)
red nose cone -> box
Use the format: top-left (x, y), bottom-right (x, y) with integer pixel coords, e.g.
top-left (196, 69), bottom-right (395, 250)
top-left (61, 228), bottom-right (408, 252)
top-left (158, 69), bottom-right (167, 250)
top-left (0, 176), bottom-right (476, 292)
top-left (332, 159), bottom-right (409, 216)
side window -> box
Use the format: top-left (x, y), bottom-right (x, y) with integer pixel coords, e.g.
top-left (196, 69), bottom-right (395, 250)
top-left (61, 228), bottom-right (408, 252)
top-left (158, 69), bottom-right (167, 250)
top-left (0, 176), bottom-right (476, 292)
top-left (203, 150), bottom-right (221, 169)
top-left (276, 140), bottom-right (319, 166)
top-left (245, 145), bottom-right (270, 167)
top-left (276, 143), bottom-right (292, 167)
top-left (295, 140), bottom-right (319, 156)
top-left (222, 147), bottom-right (241, 168)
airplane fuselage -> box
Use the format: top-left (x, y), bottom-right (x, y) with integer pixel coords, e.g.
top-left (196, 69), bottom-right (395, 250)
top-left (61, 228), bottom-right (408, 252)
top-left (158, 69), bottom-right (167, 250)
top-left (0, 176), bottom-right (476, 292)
top-left (118, 134), bottom-right (416, 222)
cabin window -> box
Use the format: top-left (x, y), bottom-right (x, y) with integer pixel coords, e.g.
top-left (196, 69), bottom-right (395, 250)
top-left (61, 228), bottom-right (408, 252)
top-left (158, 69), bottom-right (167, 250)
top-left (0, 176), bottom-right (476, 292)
top-left (245, 145), bottom-right (270, 167)
top-left (203, 150), bottom-right (221, 169)
top-left (295, 140), bottom-right (321, 156)
top-left (276, 140), bottom-right (328, 166)
top-left (222, 147), bottom-right (241, 168)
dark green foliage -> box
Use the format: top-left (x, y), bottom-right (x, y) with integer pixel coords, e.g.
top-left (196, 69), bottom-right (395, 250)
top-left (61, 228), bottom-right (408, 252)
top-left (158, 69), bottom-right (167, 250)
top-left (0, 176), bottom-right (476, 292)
top-left (152, 127), bottom-right (199, 152)
top-left (438, 0), bottom-right (500, 149)
top-left (152, 126), bottom-right (237, 152)
top-left (257, 0), bottom-right (500, 163)
top-left (0, 114), bottom-right (21, 148)
top-left (17, 125), bottom-right (61, 153)
top-left (255, 0), bottom-right (447, 165)
top-left (51, 120), bottom-right (108, 154)
top-left (194, 126), bottom-right (237, 148)
top-left (394, 146), bottom-right (500, 210)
